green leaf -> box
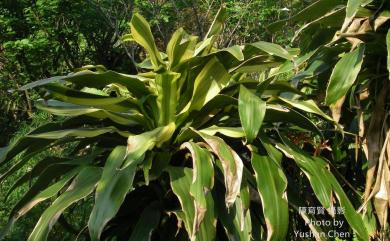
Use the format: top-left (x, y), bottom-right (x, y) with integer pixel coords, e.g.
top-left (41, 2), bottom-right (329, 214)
top-left (199, 126), bottom-right (245, 138)
top-left (130, 13), bottom-right (163, 69)
top-left (264, 105), bottom-right (321, 135)
top-left (229, 56), bottom-right (281, 73)
top-left (219, 45), bottom-right (244, 61)
top-left (251, 145), bottom-right (288, 241)
top-left (258, 82), bottom-right (304, 96)
top-left (168, 167), bottom-right (216, 241)
top-left (194, 37), bottom-right (214, 56)
top-left (216, 182), bottom-right (252, 241)
top-left (239, 85), bottom-right (266, 143)
top-left (293, 7), bottom-right (345, 39)
top-left (0, 116), bottom-right (101, 169)
top-left (276, 139), bottom-right (369, 241)
top-left (89, 146), bottom-right (137, 241)
top-left (36, 100), bottom-right (142, 126)
top-left (191, 95), bottom-right (237, 128)
top-left (325, 45), bottom-right (365, 105)
top-left (10, 165), bottom-right (78, 216)
top-left (182, 57), bottom-right (230, 113)
top-left (181, 142), bottom-right (214, 235)
top-left (123, 123), bottom-right (175, 169)
top-left (166, 28), bottom-right (198, 69)
top-left (250, 41), bottom-right (293, 60)
top-left (268, 49), bottom-right (318, 78)
top-left (156, 71), bottom-right (180, 125)
top-left (27, 126), bottom-right (130, 139)
top-left (44, 84), bottom-right (137, 112)
top-left (204, 6), bottom-right (226, 39)
top-left (28, 166), bottom-right (102, 241)
top-left (0, 167), bottom-right (80, 239)
top-left (341, 0), bottom-right (362, 31)
top-left (21, 70), bottom-right (149, 98)
top-left (267, 0), bottom-right (343, 32)
top-left (276, 142), bottom-right (334, 209)
top-left (277, 97), bottom-right (333, 122)
top-left (128, 204), bottom-right (161, 241)
top-left (5, 157), bottom-right (69, 199)
top-left (195, 131), bottom-right (243, 208)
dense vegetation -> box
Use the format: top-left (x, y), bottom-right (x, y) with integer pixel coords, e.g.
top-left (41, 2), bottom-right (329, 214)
top-left (0, 0), bottom-right (389, 241)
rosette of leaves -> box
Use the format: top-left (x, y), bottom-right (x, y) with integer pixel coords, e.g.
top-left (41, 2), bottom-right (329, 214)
top-left (0, 8), bottom-right (370, 241)
top-left (270, 0), bottom-right (390, 239)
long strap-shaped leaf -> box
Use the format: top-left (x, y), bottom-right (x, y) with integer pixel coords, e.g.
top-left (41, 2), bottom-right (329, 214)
top-left (325, 45), bottom-right (365, 105)
top-left (130, 13), bottom-right (163, 69)
top-left (43, 84), bottom-right (138, 113)
top-left (181, 57), bottom-right (230, 113)
top-left (122, 123), bottom-right (175, 169)
top-left (181, 142), bottom-right (214, 235)
top-left (0, 118), bottom-right (81, 166)
top-left (156, 71), bottom-right (180, 125)
top-left (238, 85), bottom-right (266, 143)
top-left (216, 179), bottom-right (252, 241)
top-left (276, 139), bottom-right (369, 240)
top-left (168, 167), bottom-right (216, 241)
top-left (89, 146), bottom-right (137, 241)
top-left (204, 6), bottom-right (226, 40)
top-left (277, 97), bottom-right (333, 122)
top-left (21, 70), bottom-right (150, 99)
top-left (250, 41), bottom-right (293, 60)
top-left (36, 100), bottom-right (143, 126)
top-left (250, 144), bottom-right (288, 241)
top-left (0, 167), bottom-right (80, 239)
top-left (341, 0), bottom-right (363, 32)
top-left (27, 126), bottom-right (131, 139)
top-left (268, 0), bottom-right (343, 32)
top-left (28, 166), bottom-right (102, 241)
top-left (167, 28), bottom-right (198, 69)
top-left (195, 131), bottom-right (243, 208)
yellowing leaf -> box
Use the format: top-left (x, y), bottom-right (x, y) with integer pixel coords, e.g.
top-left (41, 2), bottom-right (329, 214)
top-left (168, 167), bottom-right (216, 241)
top-left (195, 131), bottom-right (243, 208)
top-left (181, 142), bottom-right (214, 235)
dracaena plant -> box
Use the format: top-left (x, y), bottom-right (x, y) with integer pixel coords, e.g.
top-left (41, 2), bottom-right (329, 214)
top-left (0, 7), bottom-right (370, 241)
top-left (270, 0), bottom-right (390, 239)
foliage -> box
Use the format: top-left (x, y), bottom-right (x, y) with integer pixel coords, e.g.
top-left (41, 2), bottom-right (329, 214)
top-left (0, 8), bottom-right (375, 241)
top-left (0, 0), bottom-right (136, 145)
top-left (1, 0), bottom-right (304, 147)
top-left (272, 0), bottom-right (390, 239)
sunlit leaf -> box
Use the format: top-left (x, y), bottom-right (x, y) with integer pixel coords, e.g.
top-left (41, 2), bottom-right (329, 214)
top-left (130, 13), bottom-right (163, 69)
top-left (325, 45), bottom-right (365, 105)
top-left (239, 85), bottom-right (266, 143)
